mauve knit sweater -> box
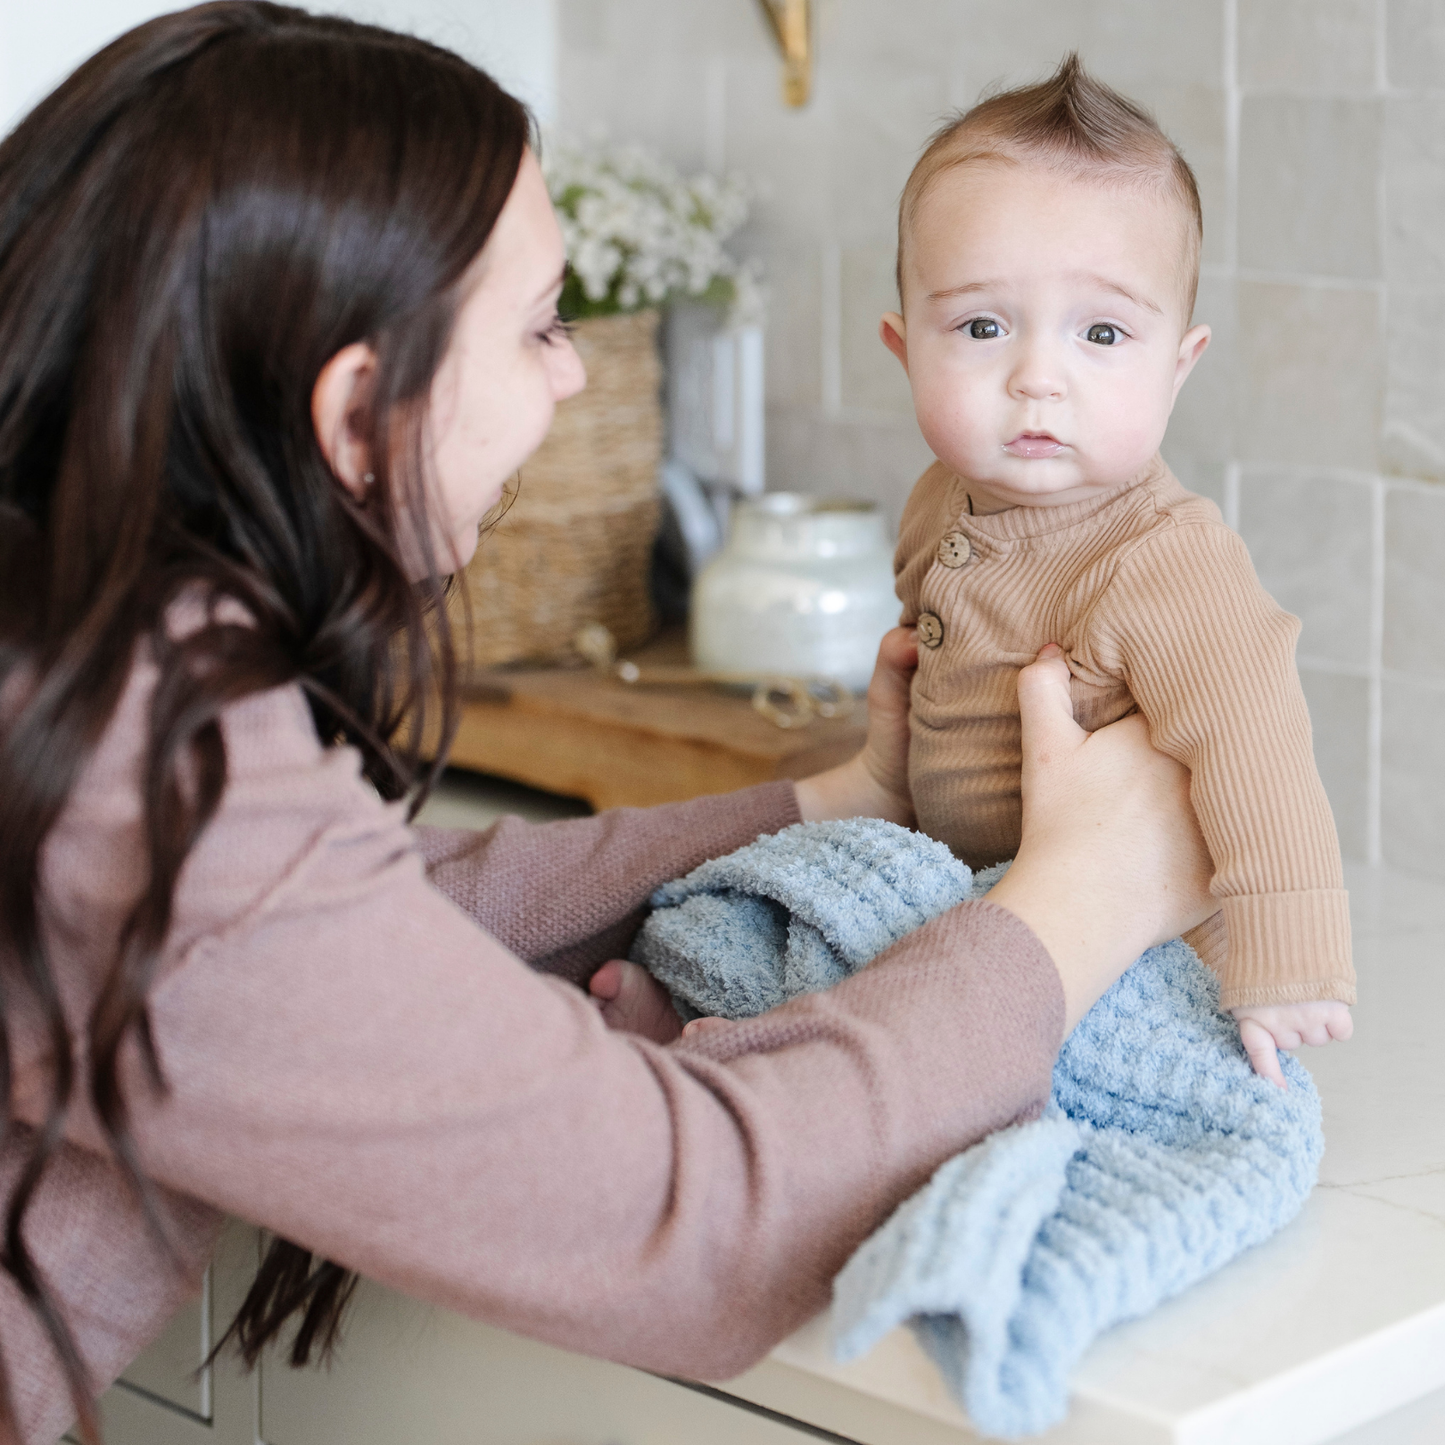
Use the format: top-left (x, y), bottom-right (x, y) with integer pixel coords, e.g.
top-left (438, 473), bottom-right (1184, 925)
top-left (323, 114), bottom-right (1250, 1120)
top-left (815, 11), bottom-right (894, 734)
top-left (1, 649), bottom-right (1064, 1444)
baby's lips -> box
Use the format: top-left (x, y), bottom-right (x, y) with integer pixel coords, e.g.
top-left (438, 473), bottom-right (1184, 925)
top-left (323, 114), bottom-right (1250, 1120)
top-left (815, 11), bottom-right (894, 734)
top-left (1005, 431), bottom-right (1066, 459)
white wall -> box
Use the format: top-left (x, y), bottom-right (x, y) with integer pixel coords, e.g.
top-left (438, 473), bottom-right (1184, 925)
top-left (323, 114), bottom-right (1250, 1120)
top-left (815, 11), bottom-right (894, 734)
top-left (0, 0), bottom-right (556, 137)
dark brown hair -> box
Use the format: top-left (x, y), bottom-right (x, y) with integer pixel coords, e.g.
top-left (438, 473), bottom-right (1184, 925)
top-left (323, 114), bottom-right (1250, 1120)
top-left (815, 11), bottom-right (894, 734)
top-left (0, 3), bottom-right (529, 1435)
top-left (897, 53), bottom-right (1203, 318)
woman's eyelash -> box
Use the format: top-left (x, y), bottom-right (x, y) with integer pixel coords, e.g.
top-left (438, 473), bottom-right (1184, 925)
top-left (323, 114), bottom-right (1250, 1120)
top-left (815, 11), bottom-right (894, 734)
top-left (539, 314), bottom-right (575, 346)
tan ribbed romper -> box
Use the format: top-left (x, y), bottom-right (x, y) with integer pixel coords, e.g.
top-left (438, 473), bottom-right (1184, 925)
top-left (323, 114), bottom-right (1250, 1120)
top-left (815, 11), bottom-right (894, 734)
top-left (897, 455), bottom-right (1354, 1010)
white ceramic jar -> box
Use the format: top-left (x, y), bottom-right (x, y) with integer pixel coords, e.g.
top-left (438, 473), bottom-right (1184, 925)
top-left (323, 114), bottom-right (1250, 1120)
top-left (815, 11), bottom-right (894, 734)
top-left (690, 493), bottom-right (898, 693)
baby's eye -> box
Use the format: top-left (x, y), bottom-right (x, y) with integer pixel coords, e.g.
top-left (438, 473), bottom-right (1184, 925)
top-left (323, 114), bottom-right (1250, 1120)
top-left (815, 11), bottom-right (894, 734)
top-left (1085, 323), bottom-right (1118, 345)
top-left (966, 318), bottom-right (1001, 340)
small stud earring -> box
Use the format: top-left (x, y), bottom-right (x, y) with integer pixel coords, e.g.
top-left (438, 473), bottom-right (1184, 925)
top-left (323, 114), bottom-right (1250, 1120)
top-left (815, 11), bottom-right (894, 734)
top-left (363, 471), bottom-right (375, 485)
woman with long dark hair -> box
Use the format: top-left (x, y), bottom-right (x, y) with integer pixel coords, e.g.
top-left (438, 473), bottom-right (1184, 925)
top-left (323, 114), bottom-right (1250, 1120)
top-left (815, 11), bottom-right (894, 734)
top-left (0, 5), bottom-right (1213, 1441)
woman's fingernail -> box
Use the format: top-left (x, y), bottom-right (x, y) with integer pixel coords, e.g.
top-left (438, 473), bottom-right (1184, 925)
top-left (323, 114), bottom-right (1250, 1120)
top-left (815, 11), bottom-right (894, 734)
top-left (1037, 642), bottom-right (1063, 659)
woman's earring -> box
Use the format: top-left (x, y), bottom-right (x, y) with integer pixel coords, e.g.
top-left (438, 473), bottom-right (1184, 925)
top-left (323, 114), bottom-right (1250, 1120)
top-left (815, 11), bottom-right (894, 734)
top-left (363, 471), bottom-right (376, 486)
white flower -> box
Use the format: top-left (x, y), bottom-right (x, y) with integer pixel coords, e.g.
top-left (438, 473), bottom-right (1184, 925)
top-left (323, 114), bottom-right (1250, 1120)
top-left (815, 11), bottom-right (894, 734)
top-left (542, 135), bottom-right (761, 323)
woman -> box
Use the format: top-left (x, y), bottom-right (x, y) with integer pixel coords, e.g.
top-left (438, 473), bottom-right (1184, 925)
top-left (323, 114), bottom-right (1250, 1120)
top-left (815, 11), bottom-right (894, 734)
top-left (0, 5), bottom-right (1213, 1442)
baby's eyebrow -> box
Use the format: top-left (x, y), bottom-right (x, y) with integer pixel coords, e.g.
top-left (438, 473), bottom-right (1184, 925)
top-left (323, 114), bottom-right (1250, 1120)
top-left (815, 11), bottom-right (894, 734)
top-left (927, 279), bottom-right (998, 302)
top-left (1075, 272), bottom-right (1164, 315)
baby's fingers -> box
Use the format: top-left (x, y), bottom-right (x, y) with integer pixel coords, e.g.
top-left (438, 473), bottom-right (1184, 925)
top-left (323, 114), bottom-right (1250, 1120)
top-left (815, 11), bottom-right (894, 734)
top-left (1238, 1017), bottom-right (1288, 1090)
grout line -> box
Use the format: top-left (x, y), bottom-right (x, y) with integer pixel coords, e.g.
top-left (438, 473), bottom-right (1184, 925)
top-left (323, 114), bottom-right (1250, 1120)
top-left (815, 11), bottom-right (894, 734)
top-left (1296, 655), bottom-right (1374, 679)
top-left (1234, 268), bottom-right (1386, 292)
top-left (1234, 463), bottom-right (1380, 486)
top-left (820, 242), bottom-right (842, 415)
top-left (1367, 477), bottom-right (1386, 863)
top-left (1376, 0), bottom-right (1390, 94)
top-left (1379, 666), bottom-right (1445, 693)
top-left (1222, 0), bottom-right (1240, 273)
top-left (704, 57), bottom-right (727, 175)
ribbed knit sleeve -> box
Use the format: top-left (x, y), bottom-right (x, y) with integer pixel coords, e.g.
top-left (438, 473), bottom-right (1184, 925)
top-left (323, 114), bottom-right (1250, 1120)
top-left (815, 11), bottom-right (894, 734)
top-left (1088, 522), bottom-right (1354, 1009)
top-left (415, 782), bottom-right (802, 984)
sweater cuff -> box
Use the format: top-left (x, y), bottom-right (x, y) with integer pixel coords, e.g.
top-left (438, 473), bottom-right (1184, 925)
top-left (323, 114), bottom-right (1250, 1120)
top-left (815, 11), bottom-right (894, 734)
top-left (1218, 889), bottom-right (1355, 1009)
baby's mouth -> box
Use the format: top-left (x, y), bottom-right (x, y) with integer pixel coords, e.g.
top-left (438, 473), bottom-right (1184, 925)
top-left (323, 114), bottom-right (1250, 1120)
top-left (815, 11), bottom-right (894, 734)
top-left (1004, 431), bottom-right (1066, 459)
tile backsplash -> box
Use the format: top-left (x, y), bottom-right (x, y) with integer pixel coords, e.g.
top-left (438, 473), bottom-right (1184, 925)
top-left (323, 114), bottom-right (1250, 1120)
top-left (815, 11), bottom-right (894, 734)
top-left (559, 0), bottom-right (1445, 873)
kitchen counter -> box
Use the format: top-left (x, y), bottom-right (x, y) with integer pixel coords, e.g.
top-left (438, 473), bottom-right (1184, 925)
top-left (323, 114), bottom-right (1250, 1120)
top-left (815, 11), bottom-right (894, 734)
top-left (712, 861), bottom-right (1445, 1444)
top-left (97, 774), bottom-right (1445, 1445)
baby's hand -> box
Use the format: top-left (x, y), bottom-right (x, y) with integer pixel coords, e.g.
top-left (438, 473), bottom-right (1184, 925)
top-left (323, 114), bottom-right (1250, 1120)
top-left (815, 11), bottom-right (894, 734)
top-left (1229, 1001), bottom-right (1353, 1089)
top-left (588, 960), bottom-right (684, 1044)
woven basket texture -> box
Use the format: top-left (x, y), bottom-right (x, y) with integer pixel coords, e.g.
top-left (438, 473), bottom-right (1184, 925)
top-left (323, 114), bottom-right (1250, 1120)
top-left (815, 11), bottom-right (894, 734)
top-left (454, 309), bottom-right (663, 673)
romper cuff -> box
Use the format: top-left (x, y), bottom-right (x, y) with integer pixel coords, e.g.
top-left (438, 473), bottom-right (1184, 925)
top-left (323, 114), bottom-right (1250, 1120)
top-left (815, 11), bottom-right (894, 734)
top-left (1218, 889), bottom-right (1355, 1010)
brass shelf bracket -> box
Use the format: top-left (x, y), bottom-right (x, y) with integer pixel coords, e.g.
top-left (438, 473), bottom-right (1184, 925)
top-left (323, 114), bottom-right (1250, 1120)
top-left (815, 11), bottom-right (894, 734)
top-left (754, 0), bottom-right (812, 107)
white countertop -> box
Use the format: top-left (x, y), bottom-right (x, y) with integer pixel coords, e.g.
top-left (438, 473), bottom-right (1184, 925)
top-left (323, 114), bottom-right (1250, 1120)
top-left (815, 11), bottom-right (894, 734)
top-left (421, 775), bottom-right (1445, 1444)
top-left (721, 862), bottom-right (1445, 1445)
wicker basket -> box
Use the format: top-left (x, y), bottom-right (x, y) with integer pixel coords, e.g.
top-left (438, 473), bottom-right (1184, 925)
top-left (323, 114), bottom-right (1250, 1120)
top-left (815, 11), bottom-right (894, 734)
top-left (454, 309), bottom-right (663, 673)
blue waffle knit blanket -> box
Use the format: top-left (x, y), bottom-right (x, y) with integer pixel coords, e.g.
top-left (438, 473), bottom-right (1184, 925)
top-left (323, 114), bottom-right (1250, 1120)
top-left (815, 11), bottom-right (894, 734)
top-left (632, 819), bottom-right (1324, 1439)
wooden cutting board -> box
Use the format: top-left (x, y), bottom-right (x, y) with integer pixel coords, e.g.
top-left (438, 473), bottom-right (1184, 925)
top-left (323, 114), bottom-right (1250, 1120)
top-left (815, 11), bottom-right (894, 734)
top-left (442, 630), bottom-right (867, 811)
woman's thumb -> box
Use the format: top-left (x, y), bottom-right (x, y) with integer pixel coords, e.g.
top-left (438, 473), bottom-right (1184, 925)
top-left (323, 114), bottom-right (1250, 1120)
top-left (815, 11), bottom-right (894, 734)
top-left (1017, 644), bottom-right (1085, 766)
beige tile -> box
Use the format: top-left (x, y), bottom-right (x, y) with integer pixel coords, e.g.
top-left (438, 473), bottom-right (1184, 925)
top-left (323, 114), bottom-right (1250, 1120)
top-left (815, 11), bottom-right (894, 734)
top-left (1239, 0), bottom-right (1380, 91)
top-left (1384, 95), bottom-right (1445, 290)
top-left (1386, 0), bottom-right (1445, 88)
top-left (1384, 288), bottom-right (1445, 480)
top-left (766, 404), bottom-right (934, 531)
top-left (1381, 674), bottom-right (1445, 880)
top-left (1383, 484), bottom-right (1445, 679)
top-left (557, 0), bottom-right (607, 53)
top-left (555, 51), bottom-right (711, 170)
top-left (825, 61), bottom-right (950, 247)
top-left (1299, 669), bottom-right (1371, 861)
top-left (1239, 96), bottom-right (1382, 280)
top-left (830, 0), bottom-right (980, 67)
top-left (1166, 272), bottom-right (1236, 470)
top-left (1238, 470), bottom-right (1374, 668)
top-left (588, 0), bottom-right (762, 56)
top-left (840, 245), bottom-right (915, 416)
top-left (759, 241), bottom-right (823, 409)
top-left (946, 0), bottom-right (1225, 98)
top-left (1235, 281), bottom-right (1383, 469)
top-left (1128, 83), bottom-right (1229, 268)
top-left (723, 56), bottom-right (837, 238)
top-left (1164, 456), bottom-right (1229, 510)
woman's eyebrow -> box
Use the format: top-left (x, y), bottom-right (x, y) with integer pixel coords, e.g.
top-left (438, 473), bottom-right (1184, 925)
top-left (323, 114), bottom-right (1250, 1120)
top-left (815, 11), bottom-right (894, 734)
top-left (534, 266), bottom-right (566, 304)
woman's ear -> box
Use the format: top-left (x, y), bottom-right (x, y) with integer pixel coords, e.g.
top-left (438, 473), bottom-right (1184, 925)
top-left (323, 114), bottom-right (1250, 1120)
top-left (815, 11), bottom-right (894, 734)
top-left (312, 341), bottom-right (379, 501)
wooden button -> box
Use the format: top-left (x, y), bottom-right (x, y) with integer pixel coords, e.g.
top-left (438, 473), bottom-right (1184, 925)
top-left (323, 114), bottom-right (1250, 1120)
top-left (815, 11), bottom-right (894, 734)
top-left (937, 531), bottom-right (971, 568)
top-left (917, 612), bottom-right (944, 649)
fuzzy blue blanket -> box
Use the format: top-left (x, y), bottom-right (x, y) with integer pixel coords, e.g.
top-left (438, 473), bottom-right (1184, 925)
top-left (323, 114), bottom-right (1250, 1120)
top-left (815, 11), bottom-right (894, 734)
top-left (633, 819), bottom-right (1324, 1439)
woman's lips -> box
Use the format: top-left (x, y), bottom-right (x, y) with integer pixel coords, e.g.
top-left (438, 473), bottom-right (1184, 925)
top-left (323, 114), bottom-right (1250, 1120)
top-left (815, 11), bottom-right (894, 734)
top-left (1005, 432), bottom-right (1065, 459)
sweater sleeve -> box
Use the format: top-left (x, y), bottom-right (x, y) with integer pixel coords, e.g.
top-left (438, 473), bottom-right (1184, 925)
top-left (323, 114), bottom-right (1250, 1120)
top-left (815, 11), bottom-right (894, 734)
top-left (413, 782), bottom-right (801, 984)
top-left (1089, 522), bottom-right (1354, 1009)
top-left (18, 680), bottom-right (1064, 1434)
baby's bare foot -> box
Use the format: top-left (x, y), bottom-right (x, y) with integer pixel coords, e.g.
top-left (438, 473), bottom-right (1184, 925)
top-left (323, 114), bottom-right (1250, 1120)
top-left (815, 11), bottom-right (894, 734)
top-left (588, 960), bottom-right (684, 1043)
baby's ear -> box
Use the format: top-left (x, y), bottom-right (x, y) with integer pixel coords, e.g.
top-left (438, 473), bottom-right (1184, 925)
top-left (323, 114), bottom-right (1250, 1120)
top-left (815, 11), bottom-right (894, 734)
top-left (879, 312), bottom-right (909, 373)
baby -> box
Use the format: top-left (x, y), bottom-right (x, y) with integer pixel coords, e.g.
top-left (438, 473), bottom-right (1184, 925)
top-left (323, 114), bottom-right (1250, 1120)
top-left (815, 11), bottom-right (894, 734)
top-left (594, 55), bottom-right (1353, 1085)
top-left (878, 55), bottom-right (1352, 1081)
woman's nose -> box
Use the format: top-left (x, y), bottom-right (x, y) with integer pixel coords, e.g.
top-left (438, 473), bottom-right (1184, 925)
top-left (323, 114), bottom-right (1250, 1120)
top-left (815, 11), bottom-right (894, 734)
top-left (552, 339), bottom-right (587, 401)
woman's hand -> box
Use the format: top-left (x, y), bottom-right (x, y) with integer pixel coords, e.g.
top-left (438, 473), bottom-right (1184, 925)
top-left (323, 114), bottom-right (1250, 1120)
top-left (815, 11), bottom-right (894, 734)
top-left (987, 646), bottom-right (1216, 1032)
top-left (795, 627), bottom-right (917, 826)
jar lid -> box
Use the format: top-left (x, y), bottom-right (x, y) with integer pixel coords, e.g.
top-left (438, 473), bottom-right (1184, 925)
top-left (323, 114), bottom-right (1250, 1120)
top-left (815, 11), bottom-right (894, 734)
top-left (730, 493), bottom-right (888, 560)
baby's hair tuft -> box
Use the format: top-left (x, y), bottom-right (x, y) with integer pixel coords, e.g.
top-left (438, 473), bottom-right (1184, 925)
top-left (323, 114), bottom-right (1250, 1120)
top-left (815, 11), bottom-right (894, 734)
top-left (897, 53), bottom-right (1203, 319)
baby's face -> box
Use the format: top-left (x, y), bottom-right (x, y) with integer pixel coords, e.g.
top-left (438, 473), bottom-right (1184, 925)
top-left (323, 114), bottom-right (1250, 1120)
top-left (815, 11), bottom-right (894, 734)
top-left (883, 161), bottom-right (1209, 512)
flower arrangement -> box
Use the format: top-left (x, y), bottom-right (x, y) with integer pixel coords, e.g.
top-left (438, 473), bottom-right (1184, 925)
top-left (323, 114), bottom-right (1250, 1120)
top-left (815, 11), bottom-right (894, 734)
top-left (544, 137), bottom-right (762, 324)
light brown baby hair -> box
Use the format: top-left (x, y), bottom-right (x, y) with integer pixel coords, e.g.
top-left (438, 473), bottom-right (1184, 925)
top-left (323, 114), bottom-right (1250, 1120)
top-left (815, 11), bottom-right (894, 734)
top-left (897, 53), bottom-right (1203, 322)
